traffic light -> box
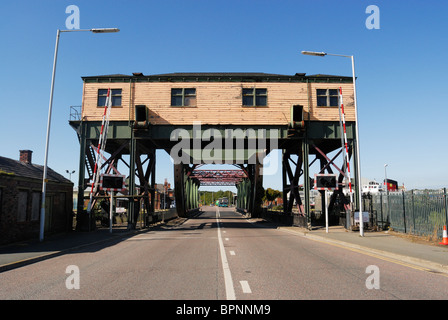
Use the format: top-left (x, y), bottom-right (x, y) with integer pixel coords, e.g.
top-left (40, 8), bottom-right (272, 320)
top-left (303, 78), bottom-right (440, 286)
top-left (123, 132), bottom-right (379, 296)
top-left (134, 105), bottom-right (149, 129)
top-left (290, 104), bottom-right (305, 129)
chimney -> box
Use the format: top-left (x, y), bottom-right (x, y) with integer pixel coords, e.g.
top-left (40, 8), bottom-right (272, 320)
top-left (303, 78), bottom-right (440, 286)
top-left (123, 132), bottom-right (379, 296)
top-left (19, 150), bottom-right (32, 164)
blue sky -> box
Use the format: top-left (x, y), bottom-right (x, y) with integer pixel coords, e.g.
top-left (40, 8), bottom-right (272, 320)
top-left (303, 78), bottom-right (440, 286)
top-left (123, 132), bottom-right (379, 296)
top-left (1, 0), bottom-right (447, 192)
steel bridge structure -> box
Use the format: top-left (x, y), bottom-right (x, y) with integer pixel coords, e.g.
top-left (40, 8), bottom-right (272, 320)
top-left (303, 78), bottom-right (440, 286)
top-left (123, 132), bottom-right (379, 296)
top-left (188, 168), bottom-right (247, 186)
top-left (70, 72), bottom-right (360, 230)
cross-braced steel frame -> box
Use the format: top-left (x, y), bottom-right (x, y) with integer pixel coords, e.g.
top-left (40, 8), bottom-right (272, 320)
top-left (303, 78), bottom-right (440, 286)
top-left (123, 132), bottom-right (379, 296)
top-left (70, 117), bottom-right (361, 230)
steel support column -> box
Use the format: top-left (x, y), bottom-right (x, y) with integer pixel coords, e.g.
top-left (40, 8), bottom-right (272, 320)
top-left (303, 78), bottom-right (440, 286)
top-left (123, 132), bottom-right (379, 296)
top-left (150, 152), bottom-right (156, 218)
top-left (134, 146), bottom-right (156, 226)
top-left (352, 136), bottom-right (361, 212)
top-left (237, 178), bottom-right (251, 212)
top-left (282, 142), bottom-right (305, 217)
top-left (251, 162), bottom-right (263, 218)
top-left (186, 177), bottom-right (191, 210)
top-left (302, 135), bottom-right (311, 229)
top-left (128, 133), bottom-right (136, 229)
top-left (174, 164), bottom-right (199, 217)
top-left (174, 164), bottom-right (186, 217)
top-left (76, 121), bottom-right (88, 231)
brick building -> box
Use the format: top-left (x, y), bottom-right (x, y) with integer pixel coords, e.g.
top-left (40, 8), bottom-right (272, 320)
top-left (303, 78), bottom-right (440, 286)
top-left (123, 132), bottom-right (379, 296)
top-left (154, 180), bottom-right (174, 209)
top-left (0, 150), bottom-right (73, 244)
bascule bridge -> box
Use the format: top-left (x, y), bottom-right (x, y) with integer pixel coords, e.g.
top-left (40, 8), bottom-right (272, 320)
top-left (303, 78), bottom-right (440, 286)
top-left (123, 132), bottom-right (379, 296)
top-left (69, 72), bottom-right (359, 230)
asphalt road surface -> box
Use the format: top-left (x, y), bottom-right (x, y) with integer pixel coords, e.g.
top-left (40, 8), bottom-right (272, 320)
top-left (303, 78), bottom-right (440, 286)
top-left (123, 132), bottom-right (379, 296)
top-left (1, 206), bottom-right (448, 300)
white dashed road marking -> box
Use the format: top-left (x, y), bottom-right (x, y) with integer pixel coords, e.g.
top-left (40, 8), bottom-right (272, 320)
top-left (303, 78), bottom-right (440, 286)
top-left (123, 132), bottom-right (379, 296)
top-left (240, 281), bottom-right (252, 293)
top-left (216, 207), bottom-right (236, 300)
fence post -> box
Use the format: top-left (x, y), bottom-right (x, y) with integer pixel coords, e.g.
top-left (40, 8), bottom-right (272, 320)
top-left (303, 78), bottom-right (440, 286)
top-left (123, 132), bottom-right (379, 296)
top-left (411, 190), bottom-right (415, 234)
top-left (379, 192), bottom-right (383, 230)
top-left (444, 188), bottom-right (448, 227)
top-left (402, 190), bottom-right (407, 234)
top-left (386, 187), bottom-right (391, 228)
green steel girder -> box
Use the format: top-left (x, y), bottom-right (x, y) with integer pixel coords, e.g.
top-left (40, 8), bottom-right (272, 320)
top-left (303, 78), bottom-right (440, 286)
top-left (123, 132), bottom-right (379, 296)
top-left (281, 130), bottom-right (358, 229)
top-left (69, 119), bottom-right (356, 157)
top-left (234, 161), bottom-right (263, 218)
top-left (71, 119), bottom-right (360, 226)
top-left (70, 121), bottom-right (290, 140)
top-left (173, 164), bottom-right (200, 217)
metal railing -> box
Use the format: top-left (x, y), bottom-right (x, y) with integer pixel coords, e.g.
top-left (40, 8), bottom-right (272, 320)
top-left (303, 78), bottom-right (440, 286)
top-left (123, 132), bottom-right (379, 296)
top-left (69, 106), bottom-right (82, 121)
top-left (365, 189), bottom-right (448, 238)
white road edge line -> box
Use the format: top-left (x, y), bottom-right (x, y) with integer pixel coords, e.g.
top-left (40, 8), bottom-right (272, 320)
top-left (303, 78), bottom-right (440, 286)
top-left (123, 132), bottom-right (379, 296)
top-left (216, 207), bottom-right (236, 300)
top-left (240, 280), bottom-right (252, 293)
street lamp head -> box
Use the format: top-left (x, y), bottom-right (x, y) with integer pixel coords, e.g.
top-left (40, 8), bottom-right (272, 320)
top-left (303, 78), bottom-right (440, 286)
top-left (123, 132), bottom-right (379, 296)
top-left (301, 51), bottom-right (327, 57)
top-left (90, 28), bottom-right (120, 33)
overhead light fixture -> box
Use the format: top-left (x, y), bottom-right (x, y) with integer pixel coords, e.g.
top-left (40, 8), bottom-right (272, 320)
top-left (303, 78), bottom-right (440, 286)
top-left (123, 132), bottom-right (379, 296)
top-left (301, 51), bottom-right (327, 57)
top-left (90, 28), bottom-right (120, 33)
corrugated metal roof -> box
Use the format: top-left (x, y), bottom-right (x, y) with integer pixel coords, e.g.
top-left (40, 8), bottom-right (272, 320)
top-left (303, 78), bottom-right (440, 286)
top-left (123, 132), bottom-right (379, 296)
top-left (150, 72), bottom-right (293, 77)
top-left (84, 72), bottom-right (291, 78)
top-left (82, 72), bottom-right (352, 83)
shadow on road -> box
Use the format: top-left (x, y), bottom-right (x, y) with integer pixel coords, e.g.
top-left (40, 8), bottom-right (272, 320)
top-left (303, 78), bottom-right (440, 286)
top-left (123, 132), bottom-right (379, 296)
top-left (0, 207), bottom-right (285, 272)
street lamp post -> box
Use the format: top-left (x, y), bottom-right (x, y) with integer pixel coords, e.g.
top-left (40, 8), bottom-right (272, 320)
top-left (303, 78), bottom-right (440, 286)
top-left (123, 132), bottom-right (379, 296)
top-left (66, 169), bottom-right (75, 181)
top-left (301, 50), bottom-right (364, 236)
top-left (40, 28), bottom-right (119, 242)
top-left (384, 164), bottom-right (390, 227)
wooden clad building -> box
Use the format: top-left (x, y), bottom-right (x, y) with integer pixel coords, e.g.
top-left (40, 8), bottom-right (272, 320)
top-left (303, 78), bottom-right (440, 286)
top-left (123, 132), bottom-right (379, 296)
top-left (80, 72), bottom-right (355, 125)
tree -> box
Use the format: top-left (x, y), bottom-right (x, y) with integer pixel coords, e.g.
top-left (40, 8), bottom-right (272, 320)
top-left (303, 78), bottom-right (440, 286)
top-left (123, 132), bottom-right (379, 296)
top-left (265, 188), bottom-right (281, 207)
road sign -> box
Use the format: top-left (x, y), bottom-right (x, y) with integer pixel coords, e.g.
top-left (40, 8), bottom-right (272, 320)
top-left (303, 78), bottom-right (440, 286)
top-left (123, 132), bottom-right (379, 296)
top-left (354, 211), bottom-right (369, 223)
top-left (100, 174), bottom-right (126, 191)
top-left (314, 174), bottom-right (338, 191)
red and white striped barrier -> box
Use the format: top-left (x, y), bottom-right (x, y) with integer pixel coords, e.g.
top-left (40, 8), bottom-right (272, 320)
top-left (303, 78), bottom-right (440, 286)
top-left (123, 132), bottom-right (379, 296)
top-left (87, 88), bottom-right (112, 213)
top-left (339, 87), bottom-right (352, 195)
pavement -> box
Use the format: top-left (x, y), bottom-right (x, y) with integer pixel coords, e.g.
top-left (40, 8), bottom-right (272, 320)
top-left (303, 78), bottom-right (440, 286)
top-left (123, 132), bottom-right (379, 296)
top-left (277, 224), bottom-right (448, 275)
top-left (1, 217), bottom-right (448, 275)
top-left (0, 225), bottom-right (145, 273)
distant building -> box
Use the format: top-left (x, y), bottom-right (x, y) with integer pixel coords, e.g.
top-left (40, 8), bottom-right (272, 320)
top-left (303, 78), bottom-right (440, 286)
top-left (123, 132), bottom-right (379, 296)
top-left (0, 150), bottom-right (73, 244)
top-left (384, 179), bottom-right (398, 191)
top-left (154, 180), bottom-right (174, 209)
top-left (362, 179), bottom-right (382, 194)
top-left (360, 178), bottom-right (400, 194)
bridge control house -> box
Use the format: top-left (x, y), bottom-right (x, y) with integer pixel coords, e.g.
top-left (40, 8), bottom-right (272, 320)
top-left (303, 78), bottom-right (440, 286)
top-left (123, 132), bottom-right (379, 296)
top-left (70, 72), bottom-right (359, 230)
